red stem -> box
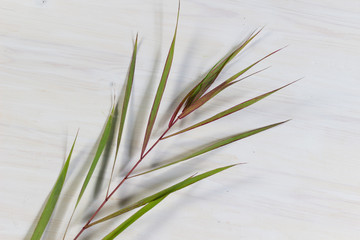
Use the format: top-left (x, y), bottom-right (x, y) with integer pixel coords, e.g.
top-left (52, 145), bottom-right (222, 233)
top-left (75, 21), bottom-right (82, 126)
top-left (73, 118), bottom-right (178, 240)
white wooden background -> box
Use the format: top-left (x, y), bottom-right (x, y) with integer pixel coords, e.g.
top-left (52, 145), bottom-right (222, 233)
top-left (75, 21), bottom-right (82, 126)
top-left (1, 0), bottom-right (359, 239)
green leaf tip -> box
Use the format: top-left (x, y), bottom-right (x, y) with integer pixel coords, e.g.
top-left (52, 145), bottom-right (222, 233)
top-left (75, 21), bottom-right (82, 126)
top-left (169, 28), bottom-right (263, 125)
top-left (133, 120), bottom-right (289, 177)
top-left (141, 3), bottom-right (180, 156)
top-left (30, 132), bottom-right (78, 240)
top-left (184, 28), bottom-right (263, 105)
top-left (178, 46), bottom-right (285, 120)
top-left (107, 33), bottom-right (139, 197)
top-left (166, 80), bottom-right (297, 138)
top-left (116, 34), bottom-right (138, 157)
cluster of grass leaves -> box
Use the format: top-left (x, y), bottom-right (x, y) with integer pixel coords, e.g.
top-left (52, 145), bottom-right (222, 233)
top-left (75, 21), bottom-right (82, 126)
top-left (29, 4), bottom-right (295, 240)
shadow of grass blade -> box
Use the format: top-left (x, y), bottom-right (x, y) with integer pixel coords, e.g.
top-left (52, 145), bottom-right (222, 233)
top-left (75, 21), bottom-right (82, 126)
top-left (141, 4), bottom-right (180, 156)
top-left (167, 80), bottom-right (297, 137)
top-left (88, 164), bottom-right (237, 227)
top-left (30, 132), bottom-right (78, 240)
top-left (75, 106), bottom-right (115, 207)
top-left (107, 35), bottom-right (138, 196)
top-left (133, 120), bottom-right (289, 177)
top-left (102, 196), bottom-right (167, 240)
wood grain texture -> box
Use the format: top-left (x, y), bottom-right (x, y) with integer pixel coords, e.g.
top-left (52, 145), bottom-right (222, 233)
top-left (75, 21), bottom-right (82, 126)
top-left (1, 0), bottom-right (359, 239)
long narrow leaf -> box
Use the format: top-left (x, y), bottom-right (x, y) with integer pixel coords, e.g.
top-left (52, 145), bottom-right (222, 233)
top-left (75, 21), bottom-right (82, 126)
top-left (178, 67), bottom-right (269, 119)
top-left (167, 80), bottom-right (297, 137)
top-left (179, 47), bottom-right (283, 119)
top-left (141, 5), bottom-right (180, 156)
top-left (133, 120), bottom-right (288, 177)
top-left (184, 28), bottom-right (263, 108)
top-left (115, 34), bottom-right (138, 160)
top-left (102, 196), bottom-right (167, 240)
top-left (179, 47), bottom-right (284, 119)
top-left (169, 28), bottom-right (262, 126)
top-left (107, 35), bottom-right (138, 196)
top-left (75, 106), bottom-right (115, 207)
top-left (30, 132), bottom-right (78, 240)
top-left (168, 58), bottom-right (224, 126)
top-left (88, 164), bottom-right (237, 227)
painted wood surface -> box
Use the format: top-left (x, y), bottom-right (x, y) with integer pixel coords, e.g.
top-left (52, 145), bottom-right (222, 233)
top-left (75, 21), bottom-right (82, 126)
top-left (1, 0), bottom-right (359, 239)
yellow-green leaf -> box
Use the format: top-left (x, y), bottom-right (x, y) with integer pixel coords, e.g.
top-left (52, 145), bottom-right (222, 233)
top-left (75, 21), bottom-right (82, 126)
top-left (184, 28), bottom-right (263, 108)
top-left (102, 196), bottom-right (166, 240)
top-left (141, 5), bottom-right (180, 155)
top-left (169, 29), bottom-right (262, 125)
top-left (179, 48), bottom-right (283, 119)
top-left (133, 120), bottom-right (288, 177)
top-left (167, 81), bottom-right (296, 137)
top-left (115, 34), bottom-right (138, 160)
top-left (30, 132), bottom-right (78, 240)
top-left (102, 164), bottom-right (236, 238)
top-left (107, 34), bottom-right (138, 195)
top-left (88, 164), bottom-right (237, 227)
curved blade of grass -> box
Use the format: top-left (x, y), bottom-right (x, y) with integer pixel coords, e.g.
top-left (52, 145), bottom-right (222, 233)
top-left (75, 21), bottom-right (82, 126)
top-left (107, 34), bottom-right (138, 196)
top-left (219, 46), bottom-right (285, 86)
top-left (133, 120), bottom-right (288, 177)
top-left (88, 164), bottom-right (237, 227)
top-left (183, 28), bottom-right (263, 109)
top-left (169, 29), bottom-right (262, 126)
top-left (141, 4), bottom-right (180, 156)
top-left (179, 47), bottom-right (284, 119)
top-left (75, 106), bottom-right (115, 208)
top-left (30, 132), bottom-right (78, 240)
top-left (168, 57), bottom-right (224, 126)
top-left (167, 80), bottom-right (297, 137)
top-left (115, 34), bottom-right (138, 159)
top-left (64, 107), bottom-right (115, 239)
top-left (178, 67), bottom-right (269, 119)
top-left (102, 196), bottom-right (167, 240)
top-left (102, 162), bottom-right (235, 238)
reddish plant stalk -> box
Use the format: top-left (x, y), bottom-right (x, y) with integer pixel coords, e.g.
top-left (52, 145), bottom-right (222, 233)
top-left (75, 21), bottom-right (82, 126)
top-left (73, 118), bottom-right (179, 240)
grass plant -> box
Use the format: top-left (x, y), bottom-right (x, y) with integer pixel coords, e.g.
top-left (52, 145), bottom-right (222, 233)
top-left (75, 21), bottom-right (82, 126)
top-left (29, 3), bottom-right (296, 240)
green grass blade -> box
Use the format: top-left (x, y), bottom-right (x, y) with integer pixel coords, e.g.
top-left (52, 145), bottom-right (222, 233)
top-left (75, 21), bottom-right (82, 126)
top-left (101, 164), bottom-right (237, 238)
top-left (88, 164), bottom-right (237, 227)
top-left (168, 56), bottom-right (225, 126)
top-left (134, 120), bottom-right (288, 177)
top-left (179, 81), bottom-right (237, 119)
top-left (141, 5), bottom-right (180, 155)
top-left (115, 34), bottom-right (138, 160)
top-left (222, 47), bottom-right (284, 86)
top-left (30, 132), bottom-right (78, 240)
top-left (179, 48), bottom-right (283, 119)
top-left (169, 29), bottom-right (262, 125)
top-left (75, 106), bottom-right (115, 207)
top-left (167, 80), bottom-right (297, 137)
top-left (178, 67), bottom-right (268, 119)
top-left (184, 28), bottom-right (262, 108)
top-left (107, 35), bottom-right (138, 196)
top-left (102, 196), bottom-right (167, 240)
